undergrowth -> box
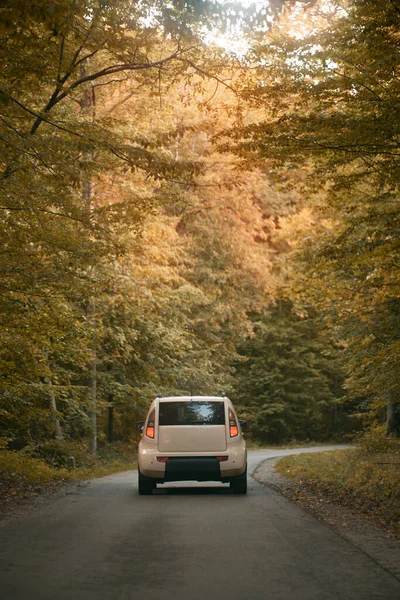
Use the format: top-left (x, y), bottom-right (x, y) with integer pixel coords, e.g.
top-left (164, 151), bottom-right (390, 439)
top-left (246, 439), bottom-right (341, 450)
top-left (275, 426), bottom-right (400, 528)
top-left (0, 442), bottom-right (137, 509)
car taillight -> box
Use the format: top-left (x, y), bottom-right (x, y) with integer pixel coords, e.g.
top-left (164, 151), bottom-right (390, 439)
top-left (145, 409), bottom-right (156, 438)
top-left (156, 457), bottom-right (168, 463)
top-left (230, 425), bottom-right (239, 437)
top-left (229, 409), bottom-right (239, 437)
top-left (216, 456), bottom-right (228, 462)
top-left (146, 424), bottom-right (155, 438)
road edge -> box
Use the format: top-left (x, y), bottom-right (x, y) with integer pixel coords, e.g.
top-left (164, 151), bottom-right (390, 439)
top-left (253, 456), bottom-right (400, 583)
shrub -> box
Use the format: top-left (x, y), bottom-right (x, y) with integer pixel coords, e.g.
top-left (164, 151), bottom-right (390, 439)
top-left (0, 450), bottom-right (69, 483)
top-left (21, 439), bottom-right (92, 468)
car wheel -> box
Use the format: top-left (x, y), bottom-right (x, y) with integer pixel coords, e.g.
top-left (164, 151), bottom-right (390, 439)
top-left (138, 467), bottom-right (156, 495)
top-left (230, 466), bottom-right (247, 494)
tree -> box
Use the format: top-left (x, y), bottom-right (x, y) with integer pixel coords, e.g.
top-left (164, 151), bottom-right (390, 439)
top-left (0, 0), bottom-right (342, 456)
top-left (0, 0), bottom-right (242, 452)
top-left (232, 300), bottom-right (344, 443)
top-left (224, 0), bottom-right (400, 435)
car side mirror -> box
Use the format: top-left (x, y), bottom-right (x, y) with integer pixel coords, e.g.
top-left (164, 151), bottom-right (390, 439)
top-left (239, 420), bottom-right (248, 431)
top-left (136, 421), bottom-right (145, 432)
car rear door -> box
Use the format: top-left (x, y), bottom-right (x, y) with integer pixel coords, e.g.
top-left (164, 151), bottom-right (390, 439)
top-left (157, 400), bottom-right (227, 453)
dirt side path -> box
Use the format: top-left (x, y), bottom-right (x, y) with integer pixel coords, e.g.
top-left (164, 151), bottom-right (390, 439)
top-left (254, 457), bottom-right (400, 582)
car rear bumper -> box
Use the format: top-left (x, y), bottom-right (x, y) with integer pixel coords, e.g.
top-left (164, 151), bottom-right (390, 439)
top-left (138, 447), bottom-right (247, 481)
top-left (165, 457), bottom-right (222, 481)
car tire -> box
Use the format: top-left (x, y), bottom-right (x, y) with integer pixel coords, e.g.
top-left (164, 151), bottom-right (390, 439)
top-left (230, 466), bottom-right (247, 494)
top-left (138, 467), bottom-right (156, 495)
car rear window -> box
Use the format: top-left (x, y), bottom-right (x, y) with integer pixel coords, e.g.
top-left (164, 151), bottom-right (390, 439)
top-left (158, 401), bottom-right (225, 426)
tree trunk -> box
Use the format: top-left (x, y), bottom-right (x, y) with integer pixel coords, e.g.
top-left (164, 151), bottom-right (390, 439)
top-left (88, 349), bottom-right (97, 455)
top-left (83, 202), bottom-right (97, 455)
top-left (386, 389), bottom-right (397, 437)
top-left (108, 397), bottom-right (114, 444)
top-left (48, 379), bottom-right (63, 440)
top-left (331, 404), bottom-right (337, 433)
top-left (80, 58), bottom-right (98, 455)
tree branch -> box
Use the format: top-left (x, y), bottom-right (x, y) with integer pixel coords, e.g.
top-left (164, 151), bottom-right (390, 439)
top-left (389, 0), bottom-right (400, 16)
top-left (0, 206), bottom-right (90, 224)
top-left (92, 77), bottom-right (128, 89)
top-left (175, 56), bottom-right (239, 97)
top-left (57, 34), bottom-right (65, 83)
top-left (73, 44), bottom-right (106, 70)
top-left (69, 16), bottom-right (97, 71)
top-left (28, 47), bottom-right (186, 135)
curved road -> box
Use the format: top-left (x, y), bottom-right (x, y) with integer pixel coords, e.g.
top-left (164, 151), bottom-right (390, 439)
top-left (1, 447), bottom-right (399, 600)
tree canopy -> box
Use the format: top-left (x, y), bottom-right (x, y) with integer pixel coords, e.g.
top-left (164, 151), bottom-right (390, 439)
top-left (1, 0), bottom-right (395, 463)
top-left (224, 0), bottom-right (400, 434)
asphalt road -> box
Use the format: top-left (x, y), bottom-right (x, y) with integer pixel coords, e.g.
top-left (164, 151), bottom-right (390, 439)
top-left (1, 447), bottom-right (399, 600)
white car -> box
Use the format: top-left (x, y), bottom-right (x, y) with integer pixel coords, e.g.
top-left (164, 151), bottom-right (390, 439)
top-left (136, 395), bottom-right (247, 495)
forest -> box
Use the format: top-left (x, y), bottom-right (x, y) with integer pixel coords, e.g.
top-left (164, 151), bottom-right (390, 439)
top-left (0, 0), bottom-right (399, 470)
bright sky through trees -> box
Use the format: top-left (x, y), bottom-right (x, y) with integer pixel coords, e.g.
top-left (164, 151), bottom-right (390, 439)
top-left (208, 0), bottom-right (272, 55)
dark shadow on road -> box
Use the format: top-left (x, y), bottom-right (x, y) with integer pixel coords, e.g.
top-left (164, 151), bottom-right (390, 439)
top-left (152, 485), bottom-right (235, 495)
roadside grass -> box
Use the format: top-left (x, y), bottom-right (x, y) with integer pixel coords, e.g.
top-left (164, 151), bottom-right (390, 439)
top-left (246, 439), bottom-right (342, 450)
top-left (0, 444), bottom-right (137, 510)
top-left (275, 429), bottom-right (400, 529)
